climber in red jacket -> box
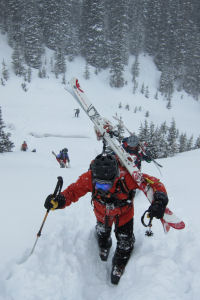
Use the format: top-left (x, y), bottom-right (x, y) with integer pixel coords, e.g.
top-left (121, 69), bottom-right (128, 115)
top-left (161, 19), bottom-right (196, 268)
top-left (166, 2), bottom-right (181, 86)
top-left (44, 153), bottom-right (168, 284)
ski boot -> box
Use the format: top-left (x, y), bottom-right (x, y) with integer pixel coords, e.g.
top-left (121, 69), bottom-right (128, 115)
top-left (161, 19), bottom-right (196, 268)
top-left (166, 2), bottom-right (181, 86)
top-left (96, 234), bottom-right (112, 261)
top-left (99, 237), bottom-right (112, 261)
top-left (111, 247), bottom-right (133, 284)
top-left (111, 264), bottom-right (125, 285)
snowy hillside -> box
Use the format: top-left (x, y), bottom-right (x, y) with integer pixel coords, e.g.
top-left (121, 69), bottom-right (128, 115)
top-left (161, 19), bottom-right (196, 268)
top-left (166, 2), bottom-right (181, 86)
top-left (1, 35), bottom-right (200, 299)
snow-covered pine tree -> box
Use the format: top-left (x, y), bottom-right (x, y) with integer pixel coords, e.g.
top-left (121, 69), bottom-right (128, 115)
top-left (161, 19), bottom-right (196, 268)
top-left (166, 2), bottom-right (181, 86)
top-left (81, 0), bottom-right (108, 69)
top-left (83, 63), bottom-right (90, 80)
top-left (145, 86), bottom-right (149, 98)
top-left (2, 60), bottom-right (9, 81)
top-left (194, 135), bottom-right (200, 149)
top-left (186, 135), bottom-right (193, 151)
top-left (179, 133), bottom-right (187, 153)
top-left (167, 119), bottom-right (178, 156)
top-left (23, 1), bottom-right (43, 68)
top-left (54, 47), bottom-right (66, 77)
top-left (108, 0), bottom-right (129, 87)
top-left (12, 45), bottom-right (24, 76)
top-left (0, 106), bottom-right (14, 153)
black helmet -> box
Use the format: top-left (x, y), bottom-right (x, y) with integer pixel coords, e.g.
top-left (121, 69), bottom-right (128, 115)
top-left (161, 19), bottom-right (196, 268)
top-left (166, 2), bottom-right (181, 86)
top-left (123, 135), bottom-right (139, 148)
top-left (62, 148), bottom-right (68, 153)
top-left (91, 154), bottom-right (118, 181)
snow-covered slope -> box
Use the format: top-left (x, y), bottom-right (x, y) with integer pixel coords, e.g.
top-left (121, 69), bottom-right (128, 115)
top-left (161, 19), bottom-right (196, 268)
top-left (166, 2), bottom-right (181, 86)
top-left (1, 135), bottom-right (200, 300)
top-left (0, 34), bottom-right (200, 299)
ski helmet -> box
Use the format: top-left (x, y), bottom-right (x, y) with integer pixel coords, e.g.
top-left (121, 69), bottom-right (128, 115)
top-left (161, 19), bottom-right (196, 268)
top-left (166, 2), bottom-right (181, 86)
top-left (123, 135), bottom-right (139, 148)
top-left (91, 154), bottom-right (118, 181)
top-left (62, 148), bottom-right (68, 153)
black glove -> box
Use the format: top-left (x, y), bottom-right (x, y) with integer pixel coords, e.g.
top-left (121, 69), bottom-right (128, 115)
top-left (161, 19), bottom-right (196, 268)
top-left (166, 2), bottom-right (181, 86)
top-left (144, 150), bottom-right (152, 162)
top-left (44, 194), bottom-right (66, 210)
top-left (148, 191), bottom-right (168, 219)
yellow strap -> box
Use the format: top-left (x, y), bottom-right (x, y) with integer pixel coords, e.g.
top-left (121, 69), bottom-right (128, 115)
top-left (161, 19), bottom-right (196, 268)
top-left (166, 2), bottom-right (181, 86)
top-left (50, 199), bottom-right (58, 210)
top-left (144, 177), bottom-right (155, 185)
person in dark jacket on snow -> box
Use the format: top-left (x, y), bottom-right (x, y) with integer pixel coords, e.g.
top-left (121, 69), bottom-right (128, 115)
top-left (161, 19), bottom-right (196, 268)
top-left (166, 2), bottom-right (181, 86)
top-left (122, 135), bottom-right (152, 170)
top-left (44, 153), bottom-right (168, 284)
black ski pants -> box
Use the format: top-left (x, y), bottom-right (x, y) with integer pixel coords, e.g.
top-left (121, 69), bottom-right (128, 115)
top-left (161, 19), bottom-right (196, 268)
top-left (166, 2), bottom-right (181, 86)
top-left (96, 218), bottom-right (135, 265)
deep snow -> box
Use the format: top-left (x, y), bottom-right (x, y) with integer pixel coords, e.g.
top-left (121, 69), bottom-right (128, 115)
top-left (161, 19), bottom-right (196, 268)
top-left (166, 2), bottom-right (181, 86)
top-left (0, 34), bottom-right (200, 299)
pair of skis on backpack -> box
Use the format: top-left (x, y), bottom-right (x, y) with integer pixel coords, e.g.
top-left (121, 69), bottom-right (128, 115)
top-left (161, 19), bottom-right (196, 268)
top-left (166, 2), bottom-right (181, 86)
top-left (66, 77), bottom-right (185, 235)
top-left (52, 151), bottom-right (70, 168)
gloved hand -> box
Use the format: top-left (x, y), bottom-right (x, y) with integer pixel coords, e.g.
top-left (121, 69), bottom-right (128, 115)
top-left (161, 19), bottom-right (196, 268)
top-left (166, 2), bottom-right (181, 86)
top-left (44, 194), bottom-right (66, 210)
top-left (148, 191), bottom-right (168, 219)
top-left (144, 150), bottom-right (152, 162)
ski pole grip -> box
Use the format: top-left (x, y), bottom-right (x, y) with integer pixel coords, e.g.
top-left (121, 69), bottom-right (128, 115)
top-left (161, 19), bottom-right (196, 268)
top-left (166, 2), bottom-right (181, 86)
top-left (52, 176), bottom-right (63, 198)
top-left (141, 210), bottom-right (153, 227)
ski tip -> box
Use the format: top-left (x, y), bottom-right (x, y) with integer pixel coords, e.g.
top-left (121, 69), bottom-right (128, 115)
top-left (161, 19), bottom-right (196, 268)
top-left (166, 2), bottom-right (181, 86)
top-left (168, 221), bottom-right (185, 230)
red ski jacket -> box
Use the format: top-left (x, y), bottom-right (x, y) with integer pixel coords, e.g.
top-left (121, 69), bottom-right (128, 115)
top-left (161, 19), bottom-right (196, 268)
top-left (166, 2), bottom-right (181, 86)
top-left (61, 165), bottom-right (167, 227)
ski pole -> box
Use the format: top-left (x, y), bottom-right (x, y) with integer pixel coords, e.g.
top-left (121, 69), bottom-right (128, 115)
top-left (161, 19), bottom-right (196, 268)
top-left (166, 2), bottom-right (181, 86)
top-left (29, 176), bottom-right (63, 256)
top-left (141, 209), bottom-right (154, 237)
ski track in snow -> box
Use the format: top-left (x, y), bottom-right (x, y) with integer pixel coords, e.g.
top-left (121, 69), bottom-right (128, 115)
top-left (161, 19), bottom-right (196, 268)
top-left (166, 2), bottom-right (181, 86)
top-left (30, 132), bottom-right (90, 139)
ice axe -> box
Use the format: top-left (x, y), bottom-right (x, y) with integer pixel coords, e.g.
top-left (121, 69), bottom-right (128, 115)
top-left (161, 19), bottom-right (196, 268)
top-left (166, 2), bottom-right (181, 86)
top-left (29, 176), bottom-right (63, 256)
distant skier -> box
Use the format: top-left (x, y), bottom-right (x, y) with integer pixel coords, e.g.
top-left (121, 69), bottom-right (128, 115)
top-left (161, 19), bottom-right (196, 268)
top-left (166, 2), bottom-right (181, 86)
top-left (122, 135), bottom-right (152, 170)
top-left (44, 153), bottom-right (168, 284)
top-left (74, 108), bottom-right (80, 118)
top-left (53, 148), bottom-right (70, 168)
top-left (21, 141), bottom-right (28, 152)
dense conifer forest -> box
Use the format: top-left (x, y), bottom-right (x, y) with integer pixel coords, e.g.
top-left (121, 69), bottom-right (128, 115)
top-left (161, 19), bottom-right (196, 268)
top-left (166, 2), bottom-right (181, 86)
top-left (0, 0), bottom-right (199, 98)
top-left (0, 0), bottom-right (200, 155)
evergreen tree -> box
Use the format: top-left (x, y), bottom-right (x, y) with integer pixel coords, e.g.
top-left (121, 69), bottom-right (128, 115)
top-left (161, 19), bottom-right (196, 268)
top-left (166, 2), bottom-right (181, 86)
top-left (186, 135), bottom-right (193, 151)
top-left (194, 135), bottom-right (200, 149)
top-left (145, 111), bottom-right (149, 117)
top-left (0, 0), bottom-right (8, 33)
top-left (6, 0), bottom-right (23, 47)
top-left (27, 67), bottom-right (32, 83)
top-left (166, 96), bottom-right (172, 109)
top-left (154, 91), bottom-right (158, 100)
top-left (2, 60), bottom-right (9, 81)
top-left (128, 0), bottom-right (144, 55)
top-left (131, 56), bottom-right (139, 82)
top-left (145, 86), bottom-right (149, 98)
top-left (0, 106), bottom-right (14, 153)
top-left (143, 0), bottom-right (163, 56)
top-left (138, 119), bottom-right (149, 142)
top-left (179, 133), bottom-right (187, 153)
top-left (167, 118), bottom-right (178, 156)
top-left (12, 45), bottom-right (24, 76)
top-left (159, 66), bottom-right (174, 99)
top-left (131, 55), bottom-right (139, 93)
top-left (62, 73), bottom-right (66, 85)
top-left (140, 83), bottom-right (145, 94)
top-left (83, 63), bottom-right (90, 80)
top-left (23, 0), bottom-right (43, 68)
top-left (42, 0), bottom-right (61, 50)
top-left (54, 47), bottom-right (66, 77)
top-left (81, 0), bottom-right (107, 69)
top-left (108, 0), bottom-right (129, 87)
